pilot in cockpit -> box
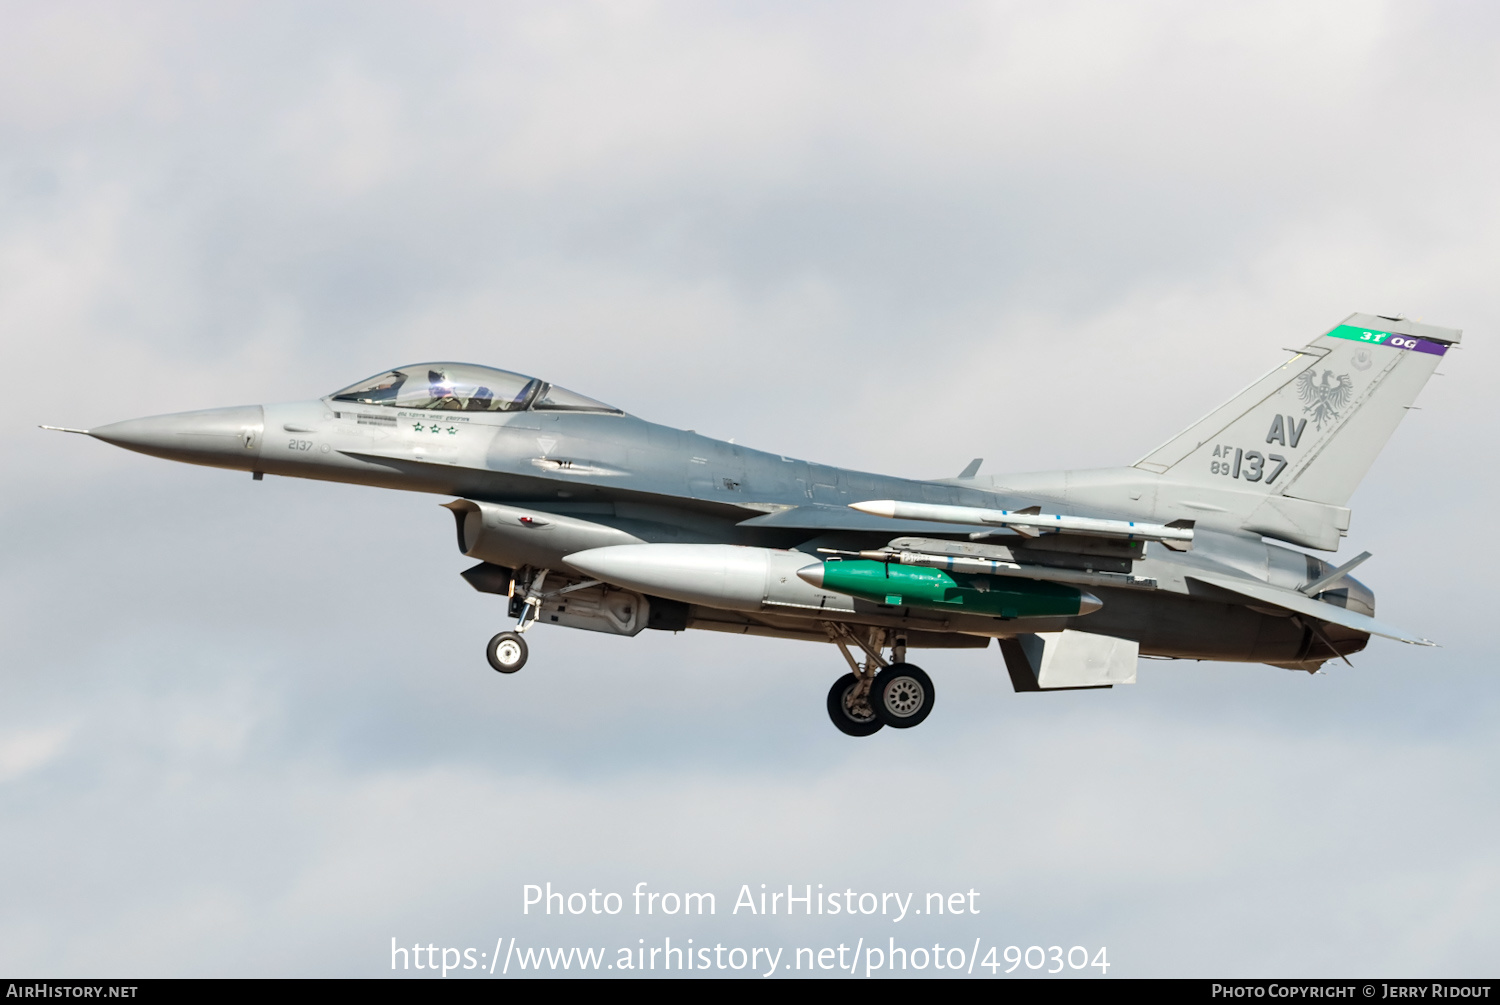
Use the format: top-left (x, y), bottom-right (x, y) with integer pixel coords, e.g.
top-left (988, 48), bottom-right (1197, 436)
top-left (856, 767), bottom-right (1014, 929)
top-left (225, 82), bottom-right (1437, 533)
top-left (428, 369), bottom-right (464, 410)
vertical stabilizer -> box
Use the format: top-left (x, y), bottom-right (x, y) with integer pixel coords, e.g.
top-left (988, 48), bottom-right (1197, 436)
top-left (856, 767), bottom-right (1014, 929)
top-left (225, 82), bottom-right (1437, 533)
top-left (1133, 313), bottom-right (1459, 547)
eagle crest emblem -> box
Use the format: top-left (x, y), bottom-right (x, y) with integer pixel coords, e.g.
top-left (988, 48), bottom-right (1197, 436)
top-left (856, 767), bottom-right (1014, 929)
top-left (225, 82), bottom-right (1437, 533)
top-left (1295, 369), bottom-right (1354, 430)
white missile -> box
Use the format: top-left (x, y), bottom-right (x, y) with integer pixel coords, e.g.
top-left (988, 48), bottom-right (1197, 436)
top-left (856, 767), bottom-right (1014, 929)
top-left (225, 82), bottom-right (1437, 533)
top-left (848, 499), bottom-right (1194, 549)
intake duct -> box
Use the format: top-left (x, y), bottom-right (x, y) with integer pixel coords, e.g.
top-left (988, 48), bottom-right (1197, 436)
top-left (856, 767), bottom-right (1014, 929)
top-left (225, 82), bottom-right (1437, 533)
top-left (443, 499), bottom-right (644, 572)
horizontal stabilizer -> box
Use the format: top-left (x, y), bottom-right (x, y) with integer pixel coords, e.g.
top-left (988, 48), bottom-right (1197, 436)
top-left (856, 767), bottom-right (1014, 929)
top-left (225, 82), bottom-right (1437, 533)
top-left (1186, 570), bottom-right (1433, 646)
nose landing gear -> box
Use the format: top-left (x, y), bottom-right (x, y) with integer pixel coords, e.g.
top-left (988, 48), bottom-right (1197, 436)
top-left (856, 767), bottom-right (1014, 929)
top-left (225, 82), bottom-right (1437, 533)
top-left (821, 624), bottom-right (935, 735)
top-left (487, 631), bottom-right (528, 673)
top-left (483, 566), bottom-right (611, 674)
top-left (484, 567), bottom-right (549, 674)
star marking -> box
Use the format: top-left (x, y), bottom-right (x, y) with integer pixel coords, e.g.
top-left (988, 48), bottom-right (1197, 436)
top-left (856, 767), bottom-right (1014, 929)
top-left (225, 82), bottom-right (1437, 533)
top-left (412, 423), bottom-right (424, 432)
top-left (446, 426), bottom-right (457, 435)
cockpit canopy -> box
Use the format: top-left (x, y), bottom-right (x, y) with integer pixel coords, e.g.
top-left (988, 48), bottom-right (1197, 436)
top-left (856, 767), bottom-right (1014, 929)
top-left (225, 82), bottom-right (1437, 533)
top-left (330, 363), bottom-right (621, 414)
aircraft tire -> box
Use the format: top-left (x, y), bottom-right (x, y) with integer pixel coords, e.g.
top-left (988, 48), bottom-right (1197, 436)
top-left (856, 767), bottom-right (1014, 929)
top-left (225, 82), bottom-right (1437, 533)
top-left (487, 631), bottom-right (528, 673)
top-left (871, 663), bottom-right (934, 729)
top-left (826, 673), bottom-right (883, 737)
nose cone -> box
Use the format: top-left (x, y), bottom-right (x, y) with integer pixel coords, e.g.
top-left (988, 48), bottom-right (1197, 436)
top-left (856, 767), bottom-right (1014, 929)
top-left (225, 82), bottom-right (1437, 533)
top-left (1077, 590), bottom-right (1103, 616)
top-left (795, 563), bottom-right (825, 588)
top-left (90, 405), bottom-right (265, 470)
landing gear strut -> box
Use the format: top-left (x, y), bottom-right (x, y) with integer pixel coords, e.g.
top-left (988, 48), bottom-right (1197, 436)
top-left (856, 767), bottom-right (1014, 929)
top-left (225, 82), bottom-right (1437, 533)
top-left (821, 624), bottom-right (936, 735)
top-left (484, 567), bottom-right (609, 674)
top-left (485, 567), bottom-right (549, 674)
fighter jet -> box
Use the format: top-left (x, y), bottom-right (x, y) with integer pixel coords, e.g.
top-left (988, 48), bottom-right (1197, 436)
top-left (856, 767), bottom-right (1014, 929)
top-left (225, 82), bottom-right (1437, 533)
top-left (45, 312), bottom-right (1455, 735)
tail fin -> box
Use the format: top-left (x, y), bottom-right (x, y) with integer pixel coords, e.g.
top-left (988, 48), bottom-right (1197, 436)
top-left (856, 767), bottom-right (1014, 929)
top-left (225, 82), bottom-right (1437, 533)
top-left (1134, 313), bottom-right (1460, 548)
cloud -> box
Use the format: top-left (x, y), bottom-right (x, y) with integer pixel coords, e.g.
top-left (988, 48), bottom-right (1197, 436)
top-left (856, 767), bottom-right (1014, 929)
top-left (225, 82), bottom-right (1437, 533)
top-left (0, 724), bottom-right (74, 783)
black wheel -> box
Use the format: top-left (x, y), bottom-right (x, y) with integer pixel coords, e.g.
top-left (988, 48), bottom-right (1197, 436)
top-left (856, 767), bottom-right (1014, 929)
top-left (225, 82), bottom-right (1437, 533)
top-left (826, 673), bottom-right (883, 737)
top-left (487, 631), bottom-right (528, 673)
top-left (872, 663), bottom-right (934, 728)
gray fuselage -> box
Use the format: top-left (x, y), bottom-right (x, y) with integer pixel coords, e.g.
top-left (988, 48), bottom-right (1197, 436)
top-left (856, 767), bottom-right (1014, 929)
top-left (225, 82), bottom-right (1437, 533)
top-left (86, 389), bottom-right (1372, 671)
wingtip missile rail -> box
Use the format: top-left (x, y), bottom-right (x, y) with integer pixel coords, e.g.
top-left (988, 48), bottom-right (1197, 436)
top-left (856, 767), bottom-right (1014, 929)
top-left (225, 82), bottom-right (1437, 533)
top-left (848, 499), bottom-right (1195, 550)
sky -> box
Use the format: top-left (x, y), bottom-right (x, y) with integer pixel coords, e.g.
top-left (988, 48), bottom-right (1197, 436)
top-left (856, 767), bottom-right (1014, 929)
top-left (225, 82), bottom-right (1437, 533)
top-left (1, 0), bottom-right (1497, 979)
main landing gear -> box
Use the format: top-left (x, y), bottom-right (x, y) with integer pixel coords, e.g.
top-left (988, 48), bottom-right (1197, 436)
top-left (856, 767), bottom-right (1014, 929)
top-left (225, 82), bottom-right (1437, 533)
top-left (487, 631), bottom-right (528, 673)
top-left (821, 623), bottom-right (936, 736)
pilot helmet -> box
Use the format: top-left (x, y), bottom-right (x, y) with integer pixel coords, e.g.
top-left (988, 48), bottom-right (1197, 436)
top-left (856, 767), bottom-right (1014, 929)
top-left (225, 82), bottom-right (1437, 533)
top-left (429, 369), bottom-right (455, 395)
